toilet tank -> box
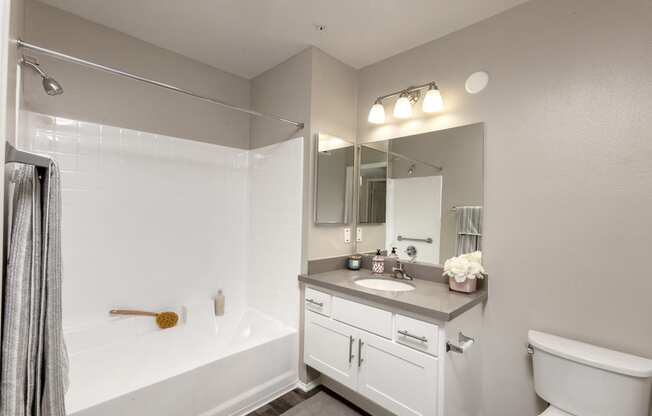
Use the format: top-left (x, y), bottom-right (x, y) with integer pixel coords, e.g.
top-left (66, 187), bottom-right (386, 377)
top-left (528, 330), bottom-right (652, 416)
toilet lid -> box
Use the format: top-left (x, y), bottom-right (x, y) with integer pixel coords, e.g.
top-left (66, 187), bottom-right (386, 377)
top-left (540, 406), bottom-right (573, 416)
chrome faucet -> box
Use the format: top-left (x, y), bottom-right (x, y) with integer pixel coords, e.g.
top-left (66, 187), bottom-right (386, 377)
top-left (392, 260), bottom-right (413, 280)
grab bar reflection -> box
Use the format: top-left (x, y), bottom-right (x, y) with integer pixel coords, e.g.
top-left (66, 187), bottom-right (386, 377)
top-left (397, 235), bottom-right (433, 244)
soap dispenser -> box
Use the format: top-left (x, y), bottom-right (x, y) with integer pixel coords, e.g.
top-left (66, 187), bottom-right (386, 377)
top-left (372, 249), bottom-right (385, 274)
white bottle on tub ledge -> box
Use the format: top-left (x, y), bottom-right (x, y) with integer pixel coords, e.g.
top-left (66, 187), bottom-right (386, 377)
top-left (214, 290), bottom-right (225, 316)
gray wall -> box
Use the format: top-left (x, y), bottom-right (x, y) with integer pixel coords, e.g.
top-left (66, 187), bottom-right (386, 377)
top-left (357, 0), bottom-right (652, 415)
top-left (389, 124), bottom-right (484, 263)
top-left (23, 0), bottom-right (251, 148)
top-left (250, 48), bottom-right (311, 149)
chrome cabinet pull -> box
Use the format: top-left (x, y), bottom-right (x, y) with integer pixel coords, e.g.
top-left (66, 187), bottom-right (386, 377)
top-left (349, 336), bottom-right (355, 364)
top-left (398, 330), bottom-right (428, 343)
top-left (358, 339), bottom-right (364, 367)
top-left (305, 298), bottom-right (324, 307)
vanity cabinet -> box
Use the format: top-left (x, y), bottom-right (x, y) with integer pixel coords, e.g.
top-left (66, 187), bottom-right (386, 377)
top-left (304, 311), bottom-right (358, 390)
top-left (304, 288), bottom-right (443, 416)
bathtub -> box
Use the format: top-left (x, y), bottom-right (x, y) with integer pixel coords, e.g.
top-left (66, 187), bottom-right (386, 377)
top-left (64, 302), bottom-right (298, 416)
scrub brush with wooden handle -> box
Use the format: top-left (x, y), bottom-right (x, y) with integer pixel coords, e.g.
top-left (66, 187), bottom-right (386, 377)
top-left (109, 309), bottom-right (179, 329)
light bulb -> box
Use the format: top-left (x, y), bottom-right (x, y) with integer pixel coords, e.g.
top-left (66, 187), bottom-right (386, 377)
top-left (393, 94), bottom-right (412, 119)
top-left (368, 100), bottom-right (385, 124)
top-left (422, 85), bottom-right (444, 113)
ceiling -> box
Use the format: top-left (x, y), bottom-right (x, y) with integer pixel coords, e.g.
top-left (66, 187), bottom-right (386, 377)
top-left (37, 0), bottom-right (529, 79)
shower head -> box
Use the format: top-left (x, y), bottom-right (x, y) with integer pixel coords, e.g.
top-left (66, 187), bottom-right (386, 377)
top-left (21, 56), bottom-right (63, 96)
top-left (41, 76), bottom-right (63, 96)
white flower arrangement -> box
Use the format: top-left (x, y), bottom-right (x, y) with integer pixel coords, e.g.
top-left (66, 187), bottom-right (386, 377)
top-left (443, 251), bottom-right (486, 283)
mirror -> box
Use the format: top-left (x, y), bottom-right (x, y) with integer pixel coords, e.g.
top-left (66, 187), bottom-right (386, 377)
top-left (314, 133), bottom-right (355, 224)
top-left (357, 123), bottom-right (484, 266)
top-left (358, 144), bottom-right (388, 224)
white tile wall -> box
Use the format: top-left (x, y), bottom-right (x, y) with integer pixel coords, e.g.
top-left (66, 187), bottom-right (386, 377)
top-left (22, 112), bottom-right (298, 330)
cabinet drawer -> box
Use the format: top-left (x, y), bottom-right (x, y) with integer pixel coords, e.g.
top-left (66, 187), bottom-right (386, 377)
top-left (395, 314), bottom-right (439, 356)
top-left (304, 287), bottom-right (332, 316)
top-left (332, 297), bottom-right (392, 339)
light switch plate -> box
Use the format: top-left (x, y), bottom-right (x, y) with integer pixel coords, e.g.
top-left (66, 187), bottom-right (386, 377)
top-left (356, 227), bottom-right (362, 242)
top-left (344, 227), bottom-right (351, 243)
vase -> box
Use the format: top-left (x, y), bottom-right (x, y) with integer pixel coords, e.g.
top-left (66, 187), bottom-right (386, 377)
top-left (449, 277), bottom-right (477, 293)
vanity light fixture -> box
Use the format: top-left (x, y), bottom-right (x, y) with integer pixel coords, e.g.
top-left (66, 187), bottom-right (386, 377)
top-left (367, 82), bottom-right (443, 124)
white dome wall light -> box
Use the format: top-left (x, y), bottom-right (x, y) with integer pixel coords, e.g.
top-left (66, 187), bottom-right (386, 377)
top-left (393, 92), bottom-right (413, 119)
top-left (422, 83), bottom-right (444, 113)
top-left (367, 99), bottom-right (386, 124)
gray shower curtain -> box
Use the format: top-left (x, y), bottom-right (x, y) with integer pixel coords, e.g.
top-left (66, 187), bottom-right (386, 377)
top-left (1, 163), bottom-right (67, 416)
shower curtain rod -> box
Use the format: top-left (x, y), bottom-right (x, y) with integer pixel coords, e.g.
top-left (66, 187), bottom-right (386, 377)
top-left (16, 39), bottom-right (305, 129)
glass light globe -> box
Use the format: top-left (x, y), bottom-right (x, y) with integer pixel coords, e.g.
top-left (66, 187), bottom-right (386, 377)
top-left (368, 101), bottom-right (386, 124)
top-left (393, 95), bottom-right (413, 119)
top-left (422, 86), bottom-right (444, 113)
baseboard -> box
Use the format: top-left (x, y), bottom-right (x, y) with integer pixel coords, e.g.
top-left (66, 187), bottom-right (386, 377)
top-left (200, 373), bottom-right (321, 416)
top-left (199, 371), bottom-right (298, 416)
top-left (296, 377), bottom-right (322, 393)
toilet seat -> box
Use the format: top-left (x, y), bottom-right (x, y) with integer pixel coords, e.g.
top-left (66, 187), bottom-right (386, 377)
top-left (539, 406), bottom-right (573, 416)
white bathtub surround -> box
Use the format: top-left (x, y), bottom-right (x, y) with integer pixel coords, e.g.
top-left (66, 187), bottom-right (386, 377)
top-left (22, 111), bottom-right (251, 329)
top-left (21, 112), bottom-right (305, 415)
top-left (247, 139), bottom-right (304, 328)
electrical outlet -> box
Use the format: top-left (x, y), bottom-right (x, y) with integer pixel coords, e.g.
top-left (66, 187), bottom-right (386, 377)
top-left (356, 227), bottom-right (363, 242)
top-left (344, 227), bottom-right (351, 243)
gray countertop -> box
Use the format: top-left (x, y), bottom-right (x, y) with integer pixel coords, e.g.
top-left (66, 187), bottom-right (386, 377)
top-left (299, 269), bottom-right (487, 321)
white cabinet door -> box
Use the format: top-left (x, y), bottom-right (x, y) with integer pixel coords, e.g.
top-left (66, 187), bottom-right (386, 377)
top-left (357, 331), bottom-right (439, 416)
top-left (304, 310), bottom-right (358, 390)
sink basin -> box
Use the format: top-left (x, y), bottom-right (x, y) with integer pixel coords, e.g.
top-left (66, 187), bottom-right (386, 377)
top-left (354, 278), bottom-right (415, 292)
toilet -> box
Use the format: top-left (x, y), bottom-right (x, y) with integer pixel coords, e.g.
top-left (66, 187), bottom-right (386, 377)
top-left (528, 330), bottom-right (652, 416)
